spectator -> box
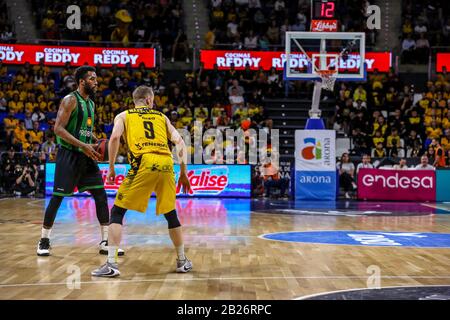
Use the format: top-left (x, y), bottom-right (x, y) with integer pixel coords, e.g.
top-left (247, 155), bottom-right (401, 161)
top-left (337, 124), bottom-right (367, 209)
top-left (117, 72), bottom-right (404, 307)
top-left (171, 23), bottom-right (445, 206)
top-left (24, 110), bottom-right (33, 130)
top-left (29, 121), bottom-right (44, 145)
top-left (41, 133), bottom-right (57, 158)
top-left (337, 153), bottom-right (357, 199)
top-left (393, 158), bottom-right (409, 170)
top-left (431, 139), bottom-right (447, 168)
top-left (244, 30), bottom-right (258, 49)
top-left (415, 155), bottom-right (435, 170)
top-left (13, 163), bottom-right (37, 197)
top-left (204, 25), bottom-right (216, 49)
top-left (171, 29), bottom-right (190, 64)
top-left (415, 33), bottom-right (430, 64)
top-left (356, 154), bottom-right (374, 174)
top-left (31, 107), bottom-right (46, 123)
top-left (260, 159), bottom-right (289, 199)
top-left (0, 147), bottom-right (18, 194)
top-left (373, 142), bottom-right (386, 158)
top-left (401, 34), bottom-right (416, 63)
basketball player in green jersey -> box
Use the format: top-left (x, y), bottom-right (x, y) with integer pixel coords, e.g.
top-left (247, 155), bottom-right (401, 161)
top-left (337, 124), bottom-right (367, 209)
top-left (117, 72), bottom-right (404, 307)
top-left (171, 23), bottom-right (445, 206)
top-left (37, 66), bottom-right (123, 257)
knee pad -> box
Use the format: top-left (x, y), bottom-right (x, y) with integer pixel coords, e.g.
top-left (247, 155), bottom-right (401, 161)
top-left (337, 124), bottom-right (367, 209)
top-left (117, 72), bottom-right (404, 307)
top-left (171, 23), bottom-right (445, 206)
top-left (110, 205), bottom-right (126, 225)
top-left (163, 210), bottom-right (181, 229)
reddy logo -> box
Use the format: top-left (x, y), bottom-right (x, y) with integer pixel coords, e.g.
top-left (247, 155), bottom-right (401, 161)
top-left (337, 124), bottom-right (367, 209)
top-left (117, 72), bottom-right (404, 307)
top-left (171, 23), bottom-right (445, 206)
top-left (301, 138), bottom-right (322, 160)
top-left (177, 168), bottom-right (229, 195)
top-left (0, 46), bottom-right (24, 62)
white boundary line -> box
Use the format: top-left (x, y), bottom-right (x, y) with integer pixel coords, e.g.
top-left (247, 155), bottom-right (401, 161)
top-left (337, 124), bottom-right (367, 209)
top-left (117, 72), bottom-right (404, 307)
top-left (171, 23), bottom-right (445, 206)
top-left (295, 284), bottom-right (450, 300)
top-left (1, 275), bottom-right (450, 289)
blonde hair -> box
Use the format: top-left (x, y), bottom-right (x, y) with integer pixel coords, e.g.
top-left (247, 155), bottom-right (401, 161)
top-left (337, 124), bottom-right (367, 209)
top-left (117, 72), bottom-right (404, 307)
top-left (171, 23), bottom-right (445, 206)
top-left (132, 85), bottom-right (154, 106)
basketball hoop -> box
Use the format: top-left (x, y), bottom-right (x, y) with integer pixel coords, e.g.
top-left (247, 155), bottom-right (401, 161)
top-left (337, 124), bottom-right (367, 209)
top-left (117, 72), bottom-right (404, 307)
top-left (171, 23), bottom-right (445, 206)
top-left (317, 69), bottom-right (338, 91)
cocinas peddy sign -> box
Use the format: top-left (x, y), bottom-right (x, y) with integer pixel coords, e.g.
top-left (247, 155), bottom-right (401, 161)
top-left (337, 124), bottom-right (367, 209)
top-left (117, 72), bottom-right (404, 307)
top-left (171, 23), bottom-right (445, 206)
top-left (0, 43), bottom-right (156, 68)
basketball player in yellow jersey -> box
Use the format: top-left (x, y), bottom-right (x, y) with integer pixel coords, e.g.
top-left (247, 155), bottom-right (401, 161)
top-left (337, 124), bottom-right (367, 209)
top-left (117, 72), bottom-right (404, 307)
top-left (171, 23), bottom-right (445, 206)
top-left (92, 85), bottom-right (192, 277)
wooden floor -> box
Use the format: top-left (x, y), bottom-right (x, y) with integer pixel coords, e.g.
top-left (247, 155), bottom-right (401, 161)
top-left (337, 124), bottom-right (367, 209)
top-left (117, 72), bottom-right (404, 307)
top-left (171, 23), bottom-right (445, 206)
top-left (0, 197), bottom-right (450, 300)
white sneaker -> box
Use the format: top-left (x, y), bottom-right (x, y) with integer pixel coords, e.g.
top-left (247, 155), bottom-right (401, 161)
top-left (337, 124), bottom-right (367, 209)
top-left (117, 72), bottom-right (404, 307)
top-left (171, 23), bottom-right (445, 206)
top-left (186, 58), bottom-right (190, 64)
top-left (345, 192), bottom-right (351, 199)
top-left (176, 257), bottom-right (193, 273)
top-left (171, 57), bottom-right (175, 63)
top-left (91, 262), bottom-right (120, 277)
top-left (99, 240), bottom-right (125, 256)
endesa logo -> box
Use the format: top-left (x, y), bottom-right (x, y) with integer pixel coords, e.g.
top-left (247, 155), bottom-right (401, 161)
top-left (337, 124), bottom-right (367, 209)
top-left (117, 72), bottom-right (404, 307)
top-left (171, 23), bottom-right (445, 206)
top-left (301, 138), bottom-right (322, 160)
top-left (362, 173), bottom-right (434, 189)
top-left (177, 168), bottom-right (229, 195)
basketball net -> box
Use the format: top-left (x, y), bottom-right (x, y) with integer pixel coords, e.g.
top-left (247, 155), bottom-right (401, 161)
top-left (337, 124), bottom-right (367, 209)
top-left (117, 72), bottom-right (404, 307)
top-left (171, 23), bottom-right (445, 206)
top-left (317, 69), bottom-right (338, 91)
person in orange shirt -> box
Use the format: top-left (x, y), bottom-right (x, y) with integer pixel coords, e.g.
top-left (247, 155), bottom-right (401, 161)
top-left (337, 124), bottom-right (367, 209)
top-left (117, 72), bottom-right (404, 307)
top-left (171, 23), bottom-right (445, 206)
top-left (28, 121), bottom-right (44, 144)
top-left (260, 159), bottom-right (289, 198)
top-left (431, 139), bottom-right (447, 168)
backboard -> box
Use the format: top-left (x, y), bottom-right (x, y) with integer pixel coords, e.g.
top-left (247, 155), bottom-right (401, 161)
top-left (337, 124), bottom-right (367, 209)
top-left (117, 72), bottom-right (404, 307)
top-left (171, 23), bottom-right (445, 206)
top-left (284, 31), bottom-right (366, 82)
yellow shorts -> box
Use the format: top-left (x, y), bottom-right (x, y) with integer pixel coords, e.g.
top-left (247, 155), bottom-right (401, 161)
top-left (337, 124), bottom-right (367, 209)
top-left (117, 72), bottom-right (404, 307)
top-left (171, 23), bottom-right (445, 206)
top-left (114, 153), bottom-right (176, 214)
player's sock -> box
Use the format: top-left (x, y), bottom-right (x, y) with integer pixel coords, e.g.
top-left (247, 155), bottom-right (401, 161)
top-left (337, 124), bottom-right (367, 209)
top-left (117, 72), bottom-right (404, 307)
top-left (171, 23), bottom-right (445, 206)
top-left (176, 244), bottom-right (186, 260)
top-left (108, 246), bottom-right (118, 264)
top-left (101, 225), bottom-right (108, 241)
top-left (41, 227), bottom-right (52, 239)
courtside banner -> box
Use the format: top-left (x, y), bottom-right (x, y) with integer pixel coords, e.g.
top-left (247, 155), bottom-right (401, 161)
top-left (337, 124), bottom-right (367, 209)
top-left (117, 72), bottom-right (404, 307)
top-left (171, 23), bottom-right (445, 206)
top-left (45, 163), bottom-right (251, 197)
top-left (200, 50), bottom-right (391, 72)
top-left (295, 130), bottom-right (336, 171)
top-left (436, 53), bottom-right (450, 72)
top-left (358, 168), bottom-right (436, 201)
top-left (295, 130), bottom-right (336, 200)
top-left (0, 43), bottom-right (156, 67)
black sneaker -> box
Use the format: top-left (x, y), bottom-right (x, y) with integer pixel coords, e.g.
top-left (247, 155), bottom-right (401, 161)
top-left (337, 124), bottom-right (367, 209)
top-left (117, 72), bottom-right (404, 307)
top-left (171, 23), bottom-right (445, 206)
top-left (37, 238), bottom-right (51, 256)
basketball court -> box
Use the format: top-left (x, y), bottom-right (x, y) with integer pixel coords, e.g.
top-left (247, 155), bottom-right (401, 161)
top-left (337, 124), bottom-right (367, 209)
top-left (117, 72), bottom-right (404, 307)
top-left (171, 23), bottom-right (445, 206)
top-left (1, 197), bottom-right (449, 300)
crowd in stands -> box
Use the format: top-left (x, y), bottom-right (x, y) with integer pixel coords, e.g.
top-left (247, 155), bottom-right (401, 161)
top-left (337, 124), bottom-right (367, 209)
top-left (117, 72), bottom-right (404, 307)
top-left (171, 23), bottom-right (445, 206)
top-left (0, 0), bottom-right (15, 43)
top-left (0, 58), bottom-right (276, 196)
top-left (30, 0), bottom-right (187, 61)
top-left (331, 66), bottom-right (450, 197)
top-left (401, 0), bottom-right (450, 64)
top-left (206, 0), bottom-right (377, 50)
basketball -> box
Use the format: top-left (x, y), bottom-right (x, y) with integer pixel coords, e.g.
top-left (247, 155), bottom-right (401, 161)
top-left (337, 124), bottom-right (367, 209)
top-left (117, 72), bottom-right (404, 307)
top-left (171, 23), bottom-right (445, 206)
top-left (95, 139), bottom-right (109, 162)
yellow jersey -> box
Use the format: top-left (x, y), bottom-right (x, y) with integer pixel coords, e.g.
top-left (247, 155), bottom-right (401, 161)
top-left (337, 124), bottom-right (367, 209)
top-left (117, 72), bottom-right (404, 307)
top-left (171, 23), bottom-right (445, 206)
top-left (125, 107), bottom-right (171, 158)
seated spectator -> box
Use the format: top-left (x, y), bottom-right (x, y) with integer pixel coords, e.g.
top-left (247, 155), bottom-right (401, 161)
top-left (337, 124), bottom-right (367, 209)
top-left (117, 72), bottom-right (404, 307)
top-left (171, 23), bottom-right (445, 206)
top-left (337, 152), bottom-right (357, 199)
top-left (356, 154), bottom-right (374, 174)
top-left (41, 133), bottom-right (57, 158)
top-left (406, 129), bottom-right (423, 157)
top-left (3, 110), bottom-right (18, 147)
top-left (393, 158), bottom-right (409, 170)
top-left (29, 121), bottom-right (44, 144)
top-left (401, 34), bottom-right (416, 63)
top-left (415, 33), bottom-right (430, 64)
top-left (252, 167), bottom-right (265, 198)
top-left (31, 107), bottom-right (46, 123)
top-left (431, 139), bottom-right (447, 168)
top-left (229, 87), bottom-right (245, 114)
top-left (0, 147), bottom-right (18, 194)
top-left (441, 128), bottom-right (450, 153)
top-left (386, 128), bottom-right (402, 156)
top-left (13, 163), bottom-right (37, 197)
top-left (373, 142), bottom-right (386, 158)
top-left (425, 143), bottom-right (436, 163)
top-left (415, 155), bottom-right (435, 170)
top-left (260, 160), bottom-right (289, 199)
top-left (24, 110), bottom-right (33, 130)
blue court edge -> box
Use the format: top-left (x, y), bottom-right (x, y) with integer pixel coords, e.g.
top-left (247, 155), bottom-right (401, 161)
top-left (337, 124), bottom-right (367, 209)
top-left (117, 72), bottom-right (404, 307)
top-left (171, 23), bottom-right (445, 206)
top-left (261, 230), bottom-right (450, 248)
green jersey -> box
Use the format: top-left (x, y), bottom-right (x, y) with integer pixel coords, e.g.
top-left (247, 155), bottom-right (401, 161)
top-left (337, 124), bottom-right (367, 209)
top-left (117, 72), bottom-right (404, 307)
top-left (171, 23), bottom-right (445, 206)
top-left (57, 90), bottom-right (95, 152)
